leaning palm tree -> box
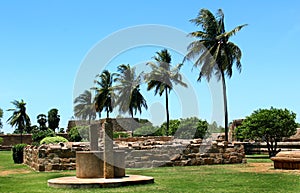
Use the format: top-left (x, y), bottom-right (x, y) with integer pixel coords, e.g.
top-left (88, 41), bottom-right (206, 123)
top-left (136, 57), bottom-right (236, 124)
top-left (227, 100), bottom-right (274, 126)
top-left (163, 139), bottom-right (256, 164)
top-left (7, 99), bottom-right (31, 143)
top-left (92, 70), bottom-right (115, 118)
top-left (114, 64), bottom-right (148, 118)
top-left (145, 49), bottom-right (187, 135)
top-left (184, 9), bottom-right (247, 141)
top-left (74, 90), bottom-right (96, 124)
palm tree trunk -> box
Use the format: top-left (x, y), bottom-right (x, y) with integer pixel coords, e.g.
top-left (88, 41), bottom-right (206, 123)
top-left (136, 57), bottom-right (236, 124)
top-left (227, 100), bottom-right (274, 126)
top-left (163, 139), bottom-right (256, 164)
top-left (165, 87), bottom-right (170, 136)
top-left (221, 72), bottom-right (229, 142)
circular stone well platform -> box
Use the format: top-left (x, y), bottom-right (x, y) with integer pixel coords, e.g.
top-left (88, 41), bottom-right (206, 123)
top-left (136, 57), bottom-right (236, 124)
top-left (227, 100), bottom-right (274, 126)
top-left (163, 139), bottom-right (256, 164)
top-left (48, 175), bottom-right (154, 188)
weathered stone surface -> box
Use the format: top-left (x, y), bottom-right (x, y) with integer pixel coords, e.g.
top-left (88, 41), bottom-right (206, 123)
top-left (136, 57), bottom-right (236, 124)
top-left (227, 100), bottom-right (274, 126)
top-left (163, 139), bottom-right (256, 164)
top-left (271, 151), bottom-right (300, 170)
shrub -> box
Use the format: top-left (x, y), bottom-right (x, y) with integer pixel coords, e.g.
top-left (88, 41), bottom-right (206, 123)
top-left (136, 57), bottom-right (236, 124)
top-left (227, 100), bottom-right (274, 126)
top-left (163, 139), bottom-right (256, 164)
top-left (32, 128), bottom-right (55, 145)
top-left (68, 126), bottom-right (89, 142)
top-left (40, 136), bottom-right (68, 145)
top-left (12, 143), bottom-right (27, 164)
top-left (113, 132), bottom-right (129, 138)
top-left (133, 125), bottom-right (162, 136)
top-left (175, 117), bottom-right (208, 139)
top-left (0, 137), bottom-right (3, 145)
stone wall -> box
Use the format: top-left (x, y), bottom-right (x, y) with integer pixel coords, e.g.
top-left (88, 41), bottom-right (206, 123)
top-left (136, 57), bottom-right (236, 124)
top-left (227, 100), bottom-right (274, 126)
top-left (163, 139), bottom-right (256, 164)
top-left (0, 133), bottom-right (69, 150)
top-left (117, 139), bottom-right (246, 168)
top-left (23, 139), bottom-right (246, 171)
top-left (24, 142), bottom-right (89, 171)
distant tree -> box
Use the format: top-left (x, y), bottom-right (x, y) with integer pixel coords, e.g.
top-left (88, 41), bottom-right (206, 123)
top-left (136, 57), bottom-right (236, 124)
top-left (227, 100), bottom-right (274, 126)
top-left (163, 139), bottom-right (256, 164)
top-left (37, 114), bottom-right (47, 130)
top-left (7, 99), bottom-right (31, 143)
top-left (0, 108), bottom-right (3, 132)
top-left (160, 119), bottom-right (181, 136)
top-left (145, 49), bottom-right (187, 134)
top-left (93, 70), bottom-right (115, 118)
top-left (236, 107), bottom-right (297, 157)
top-left (73, 90), bottom-right (96, 124)
top-left (175, 117), bottom-right (209, 139)
top-left (114, 64), bottom-right (148, 118)
top-left (48, 108), bottom-right (60, 132)
top-left (184, 9), bottom-right (247, 141)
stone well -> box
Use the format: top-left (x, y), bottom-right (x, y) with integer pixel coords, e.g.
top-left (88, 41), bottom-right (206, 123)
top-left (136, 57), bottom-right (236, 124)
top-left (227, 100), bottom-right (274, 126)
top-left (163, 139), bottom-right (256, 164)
top-left (271, 151), bottom-right (300, 170)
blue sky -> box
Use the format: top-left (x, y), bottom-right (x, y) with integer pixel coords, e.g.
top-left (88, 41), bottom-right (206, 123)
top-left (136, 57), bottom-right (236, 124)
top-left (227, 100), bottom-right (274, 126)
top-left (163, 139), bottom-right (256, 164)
top-left (1, 1), bottom-right (300, 133)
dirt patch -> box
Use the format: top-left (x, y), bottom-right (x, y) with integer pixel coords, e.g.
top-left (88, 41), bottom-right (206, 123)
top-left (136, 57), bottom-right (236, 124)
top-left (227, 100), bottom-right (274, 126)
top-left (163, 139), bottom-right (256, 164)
top-left (235, 162), bottom-right (300, 175)
top-left (0, 169), bottom-right (30, 176)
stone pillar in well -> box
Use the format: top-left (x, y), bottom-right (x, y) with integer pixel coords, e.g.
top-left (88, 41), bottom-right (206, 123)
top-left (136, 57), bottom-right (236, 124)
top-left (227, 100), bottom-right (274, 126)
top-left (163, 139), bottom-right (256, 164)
top-left (90, 124), bottom-right (99, 151)
top-left (103, 119), bottom-right (114, 178)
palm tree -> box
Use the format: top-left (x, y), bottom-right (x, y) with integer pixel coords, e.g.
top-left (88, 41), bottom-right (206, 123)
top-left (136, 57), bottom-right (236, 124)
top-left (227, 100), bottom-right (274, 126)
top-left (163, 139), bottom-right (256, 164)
top-left (93, 70), bottom-right (115, 118)
top-left (37, 114), bottom-right (47, 130)
top-left (184, 9), bottom-right (247, 141)
top-left (74, 90), bottom-right (96, 124)
top-left (7, 99), bottom-right (31, 143)
top-left (114, 64), bottom-right (148, 118)
top-left (145, 49), bottom-right (187, 135)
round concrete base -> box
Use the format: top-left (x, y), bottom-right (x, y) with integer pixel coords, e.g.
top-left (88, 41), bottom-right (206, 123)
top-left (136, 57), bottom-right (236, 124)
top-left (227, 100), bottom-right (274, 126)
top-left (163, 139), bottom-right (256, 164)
top-left (48, 175), bottom-right (154, 188)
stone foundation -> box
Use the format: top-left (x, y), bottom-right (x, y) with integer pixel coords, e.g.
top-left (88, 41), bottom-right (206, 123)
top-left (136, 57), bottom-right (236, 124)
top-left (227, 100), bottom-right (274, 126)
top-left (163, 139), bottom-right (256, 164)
top-left (271, 151), bottom-right (300, 170)
top-left (24, 139), bottom-right (246, 171)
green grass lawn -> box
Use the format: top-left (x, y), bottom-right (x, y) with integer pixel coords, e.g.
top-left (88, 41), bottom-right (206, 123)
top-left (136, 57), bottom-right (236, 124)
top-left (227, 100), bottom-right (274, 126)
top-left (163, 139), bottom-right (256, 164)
top-left (0, 151), bottom-right (299, 193)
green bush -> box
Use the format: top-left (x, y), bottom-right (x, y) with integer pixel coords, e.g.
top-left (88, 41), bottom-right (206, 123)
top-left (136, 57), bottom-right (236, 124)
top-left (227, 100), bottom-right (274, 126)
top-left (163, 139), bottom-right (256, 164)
top-left (32, 128), bottom-right (55, 145)
top-left (68, 126), bottom-right (89, 142)
top-left (113, 132), bottom-right (129, 138)
top-left (12, 143), bottom-right (27, 164)
top-left (133, 125), bottom-right (162, 136)
top-left (40, 136), bottom-right (68, 145)
top-left (0, 137), bottom-right (3, 145)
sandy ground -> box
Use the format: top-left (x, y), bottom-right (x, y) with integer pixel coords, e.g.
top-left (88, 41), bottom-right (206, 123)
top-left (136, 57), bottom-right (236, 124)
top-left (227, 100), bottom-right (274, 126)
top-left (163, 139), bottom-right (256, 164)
top-left (234, 162), bottom-right (300, 175)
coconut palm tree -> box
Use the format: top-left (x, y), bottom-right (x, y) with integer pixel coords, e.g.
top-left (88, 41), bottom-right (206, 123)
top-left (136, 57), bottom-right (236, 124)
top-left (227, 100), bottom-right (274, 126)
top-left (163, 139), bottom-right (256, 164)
top-left (7, 99), bottom-right (31, 143)
top-left (74, 90), bottom-right (96, 124)
top-left (145, 49), bottom-right (187, 135)
top-left (93, 70), bottom-right (115, 118)
top-left (114, 64), bottom-right (148, 118)
top-left (184, 9), bottom-right (247, 141)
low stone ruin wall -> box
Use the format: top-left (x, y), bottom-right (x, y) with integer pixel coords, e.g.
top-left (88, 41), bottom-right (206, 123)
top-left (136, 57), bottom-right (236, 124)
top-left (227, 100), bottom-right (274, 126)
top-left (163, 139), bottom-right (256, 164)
top-left (24, 142), bottom-right (89, 171)
top-left (24, 139), bottom-right (245, 171)
top-left (118, 139), bottom-right (246, 168)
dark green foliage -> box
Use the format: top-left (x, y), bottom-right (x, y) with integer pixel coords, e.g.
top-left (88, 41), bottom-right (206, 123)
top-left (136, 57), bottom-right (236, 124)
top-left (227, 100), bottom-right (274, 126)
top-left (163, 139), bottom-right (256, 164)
top-left (0, 137), bottom-right (3, 145)
top-left (145, 49), bottom-right (187, 135)
top-left (68, 126), bottom-right (89, 142)
top-left (134, 125), bottom-right (162, 136)
top-left (40, 136), bottom-right (68, 144)
top-left (7, 100), bottom-right (31, 143)
top-left (0, 108), bottom-right (3, 131)
top-left (12, 143), bottom-right (27, 164)
top-left (73, 90), bottom-right (96, 123)
top-left (236, 107), bottom-right (297, 157)
top-left (93, 70), bottom-right (115, 118)
top-left (160, 119), bottom-right (181, 136)
top-left (175, 117), bottom-right (209, 139)
top-left (37, 114), bottom-right (47, 129)
top-left (114, 64), bottom-right (148, 118)
top-left (59, 128), bottom-right (65, 133)
top-left (32, 128), bottom-right (55, 146)
top-left (47, 108), bottom-right (60, 132)
top-left (113, 132), bottom-right (130, 138)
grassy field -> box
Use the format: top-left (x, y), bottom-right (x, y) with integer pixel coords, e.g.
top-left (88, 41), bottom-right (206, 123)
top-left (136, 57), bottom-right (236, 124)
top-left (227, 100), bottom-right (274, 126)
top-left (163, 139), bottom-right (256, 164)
top-left (0, 151), bottom-right (300, 193)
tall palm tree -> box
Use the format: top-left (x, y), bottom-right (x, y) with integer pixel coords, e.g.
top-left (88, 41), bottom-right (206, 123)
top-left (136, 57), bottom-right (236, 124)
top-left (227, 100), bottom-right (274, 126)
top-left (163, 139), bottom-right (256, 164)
top-left (184, 9), bottom-right (247, 141)
top-left (114, 64), bottom-right (148, 118)
top-left (145, 49), bottom-right (187, 135)
top-left (7, 99), bottom-right (31, 143)
top-left (93, 70), bottom-right (115, 118)
top-left (74, 90), bottom-right (96, 124)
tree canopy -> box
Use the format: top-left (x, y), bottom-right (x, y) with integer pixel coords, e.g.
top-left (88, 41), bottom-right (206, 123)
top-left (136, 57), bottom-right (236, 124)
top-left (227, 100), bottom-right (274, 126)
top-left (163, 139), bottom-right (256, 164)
top-left (48, 108), bottom-right (60, 132)
top-left (236, 107), bottom-right (297, 157)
